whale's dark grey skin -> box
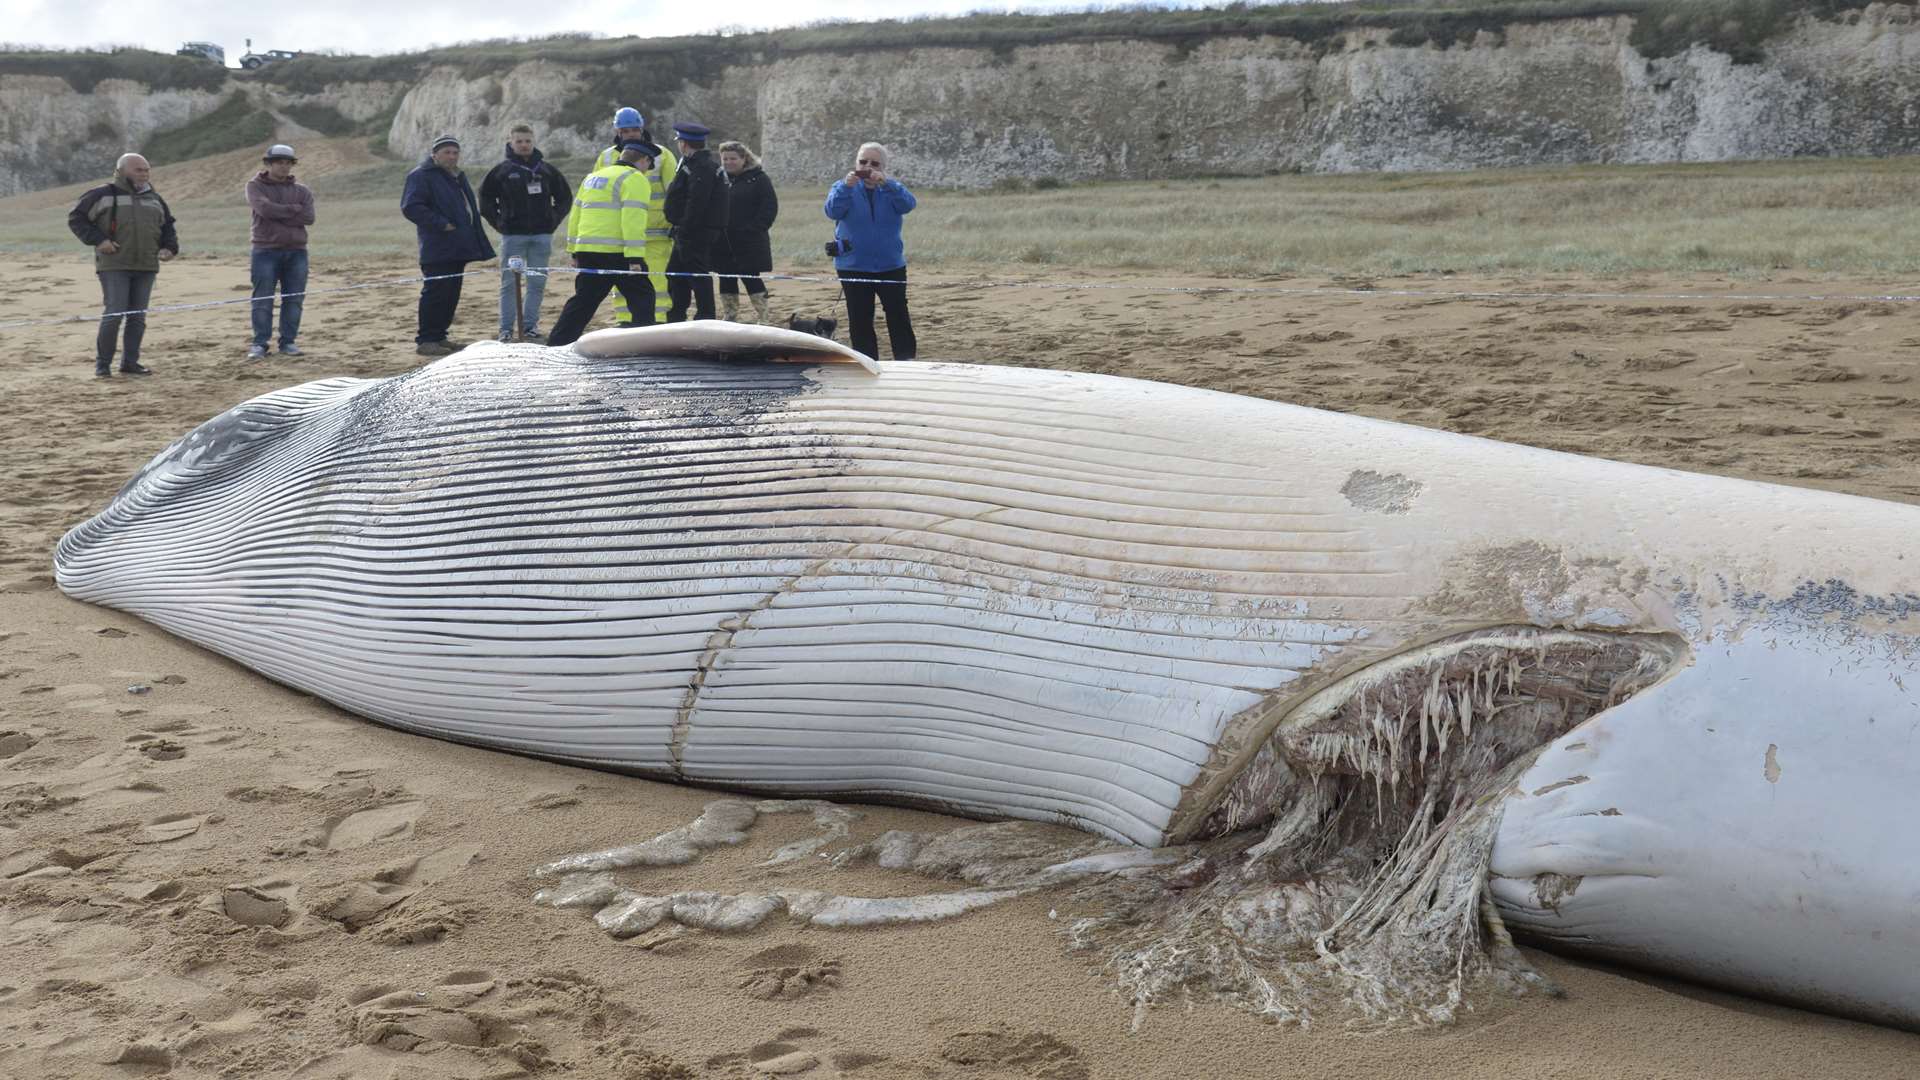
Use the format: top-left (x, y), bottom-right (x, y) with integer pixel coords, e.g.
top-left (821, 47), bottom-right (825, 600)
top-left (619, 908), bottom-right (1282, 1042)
top-left (54, 325), bottom-right (1920, 1030)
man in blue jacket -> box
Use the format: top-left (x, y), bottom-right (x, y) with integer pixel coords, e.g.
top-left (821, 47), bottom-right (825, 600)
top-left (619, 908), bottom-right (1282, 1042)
top-left (824, 141), bottom-right (917, 361)
top-left (401, 134), bottom-right (496, 355)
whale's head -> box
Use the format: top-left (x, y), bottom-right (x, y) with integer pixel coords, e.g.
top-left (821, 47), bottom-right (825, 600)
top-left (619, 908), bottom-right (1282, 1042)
top-left (56, 376), bottom-right (380, 605)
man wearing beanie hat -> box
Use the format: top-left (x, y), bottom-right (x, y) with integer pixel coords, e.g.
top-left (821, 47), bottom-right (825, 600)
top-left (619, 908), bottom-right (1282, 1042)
top-left (244, 143), bottom-right (315, 360)
top-left (662, 120), bottom-right (728, 322)
top-left (401, 134), bottom-right (495, 355)
top-left (596, 107), bottom-right (676, 325)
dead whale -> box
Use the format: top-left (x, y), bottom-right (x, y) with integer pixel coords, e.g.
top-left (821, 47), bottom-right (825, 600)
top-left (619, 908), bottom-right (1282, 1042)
top-left (54, 324), bottom-right (1920, 1029)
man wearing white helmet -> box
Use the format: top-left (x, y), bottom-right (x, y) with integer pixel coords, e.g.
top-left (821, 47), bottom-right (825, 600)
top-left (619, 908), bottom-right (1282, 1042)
top-left (595, 106), bottom-right (676, 325)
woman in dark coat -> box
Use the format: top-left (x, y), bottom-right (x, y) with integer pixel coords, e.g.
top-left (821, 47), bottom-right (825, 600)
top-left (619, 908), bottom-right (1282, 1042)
top-left (716, 141), bottom-right (777, 323)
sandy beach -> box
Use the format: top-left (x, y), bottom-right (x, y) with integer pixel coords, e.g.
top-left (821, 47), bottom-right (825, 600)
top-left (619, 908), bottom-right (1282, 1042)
top-left (4, 249), bottom-right (1920, 1079)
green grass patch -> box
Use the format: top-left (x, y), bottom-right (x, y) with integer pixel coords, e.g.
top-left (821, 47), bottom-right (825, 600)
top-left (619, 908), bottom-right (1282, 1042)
top-left (5, 155), bottom-right (1911, 275)
top-left (1629, 0), bottom-right (1879, 62)
top-left (142, 94), bottom-right (276, 165)
top-left (280, 102), bottom-right (359, 137)
top-left (0, 46), bottom-right (228, 94)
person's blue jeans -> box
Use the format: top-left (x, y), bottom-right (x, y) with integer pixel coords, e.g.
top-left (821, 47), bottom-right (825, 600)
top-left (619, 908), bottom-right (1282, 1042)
top-left (498, 233), bottom-right (553, 335)
top-left (250, 248), bottom-right (308, 348)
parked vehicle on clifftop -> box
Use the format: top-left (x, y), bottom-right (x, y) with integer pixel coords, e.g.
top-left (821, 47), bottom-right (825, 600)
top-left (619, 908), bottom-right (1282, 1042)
top-left (176, 42), bottom-right (225, 64)
top-left (238, 42), bottom-right (301, 70)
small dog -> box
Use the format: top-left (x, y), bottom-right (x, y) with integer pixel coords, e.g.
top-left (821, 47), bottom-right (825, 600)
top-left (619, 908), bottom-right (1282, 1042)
top-left (788, 314), bottom-right (838, 341)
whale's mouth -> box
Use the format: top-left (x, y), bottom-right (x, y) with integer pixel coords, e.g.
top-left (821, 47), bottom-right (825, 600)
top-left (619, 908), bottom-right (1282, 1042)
top-left (1197, 627), bottom-right (1690, 843)
top-left (1089, 626), bottom-right (1689, 1025)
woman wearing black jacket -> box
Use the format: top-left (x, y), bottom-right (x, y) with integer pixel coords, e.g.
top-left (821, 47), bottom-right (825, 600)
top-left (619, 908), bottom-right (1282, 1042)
top-left (715, 141), bottom-right (778, 323)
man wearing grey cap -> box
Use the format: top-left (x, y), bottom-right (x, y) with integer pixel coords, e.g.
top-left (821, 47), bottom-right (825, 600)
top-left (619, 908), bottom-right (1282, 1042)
top-left (401, 134), bottom-right (495, 355)
top-left (245, 143), bottom-right (315, 359)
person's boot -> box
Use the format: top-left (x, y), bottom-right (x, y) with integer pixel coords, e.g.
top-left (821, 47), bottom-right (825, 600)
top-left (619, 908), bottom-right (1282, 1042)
top-left (720, 293), bottom-right (740, 322)
top-left (749, 293), bottom-right (771, 325)
top-left (94, 359), bottom-right (111, 379)
top-left (120, 361), bottom-right (152, 376)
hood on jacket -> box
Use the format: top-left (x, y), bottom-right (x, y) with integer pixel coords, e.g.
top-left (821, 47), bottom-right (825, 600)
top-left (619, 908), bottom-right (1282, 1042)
top-left (253, 169), bottom-right (299, 184)
top-left (502, 143), bottom-right (545, 165)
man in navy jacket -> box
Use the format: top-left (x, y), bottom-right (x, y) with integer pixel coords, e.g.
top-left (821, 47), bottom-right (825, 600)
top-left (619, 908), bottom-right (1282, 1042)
top-left (401, 135), bottom-right (496, 355)
top-left (479, 124), bottom-right (571, 341)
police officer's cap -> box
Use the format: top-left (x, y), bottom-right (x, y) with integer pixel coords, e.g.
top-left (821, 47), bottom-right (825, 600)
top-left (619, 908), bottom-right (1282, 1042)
top-left (621, 140), bottom-right (662, 160)
top-left (671, 121), bottom-right (711, 142)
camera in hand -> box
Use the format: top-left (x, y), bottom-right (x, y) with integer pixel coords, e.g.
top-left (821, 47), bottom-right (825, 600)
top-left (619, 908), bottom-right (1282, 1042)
top-left (824, 237), bottom-right (854, 258)
top-left (854, 168), bottom-right (874, 180)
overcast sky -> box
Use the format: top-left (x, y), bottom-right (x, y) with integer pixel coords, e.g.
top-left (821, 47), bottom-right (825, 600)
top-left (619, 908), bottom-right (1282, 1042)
top-left (3, 0), bottom-right (1151, 57)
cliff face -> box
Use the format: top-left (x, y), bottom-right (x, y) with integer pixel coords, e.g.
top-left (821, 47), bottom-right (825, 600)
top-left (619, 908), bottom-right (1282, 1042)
top-left (4, 5), bottom-right (1916, 197)
top-left (0, 76), bottom-right (229, 196)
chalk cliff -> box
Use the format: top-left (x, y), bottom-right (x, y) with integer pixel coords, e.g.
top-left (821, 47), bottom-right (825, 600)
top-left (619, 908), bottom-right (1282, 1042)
top-left (3, 4), bottom-right (1914, 196)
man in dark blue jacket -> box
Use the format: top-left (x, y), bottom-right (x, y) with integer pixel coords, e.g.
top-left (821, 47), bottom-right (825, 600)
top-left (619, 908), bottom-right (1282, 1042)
top-left (401, 135), bottom-right (496, 355)
top-left (479, 123), bottom-right (571, 342)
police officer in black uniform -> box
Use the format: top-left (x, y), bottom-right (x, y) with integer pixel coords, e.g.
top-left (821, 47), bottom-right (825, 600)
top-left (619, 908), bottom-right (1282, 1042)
top-left (662, 121), bottom-right (729, 321)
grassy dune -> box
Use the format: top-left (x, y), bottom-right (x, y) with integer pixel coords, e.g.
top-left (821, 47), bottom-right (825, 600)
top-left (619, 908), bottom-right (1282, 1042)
top-left (4, 155), bottom-right (1917, 277)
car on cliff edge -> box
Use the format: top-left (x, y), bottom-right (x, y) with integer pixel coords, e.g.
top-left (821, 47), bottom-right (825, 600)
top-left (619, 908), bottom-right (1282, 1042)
top-left (238, 44), bottom-right (302, 70)
top-left (176, 42), bottom-right (225, 64)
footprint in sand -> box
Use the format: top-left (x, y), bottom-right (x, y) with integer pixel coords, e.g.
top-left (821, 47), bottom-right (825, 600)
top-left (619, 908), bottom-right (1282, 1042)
top-left (132, 737), bottom-right (187, 761)
top-left (708, 1026), bottom-right (889, 1078)
top-left (938, 1026), bottom-right (1090, 1080)
top-left (0, 729), bottom-right (38, 757)
top-left (344, 970), bottom-right (549, 1071)
top-left (309, 844), bottom-right (482, 936)
top-left (738, 943), bottom-right (844, 1001)
top-left (132, 812), bottom-right (208, 845)
top-left (220, 880), bottom-right (300, 928)
top-left (309, 800), bottom-right (425, 849)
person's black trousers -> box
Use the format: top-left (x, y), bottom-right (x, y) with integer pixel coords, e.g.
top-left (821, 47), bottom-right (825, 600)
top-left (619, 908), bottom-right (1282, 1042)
top-left (547, 253), bottom-right (654, 347)
top-left (417, 260), bottom-right (468, 344)
top-left (665, 230), bottom-right (718, 322)
top-left (839, 266), bottom-right (916, 360)
top-left (715, 273), bottom-right (767, 297)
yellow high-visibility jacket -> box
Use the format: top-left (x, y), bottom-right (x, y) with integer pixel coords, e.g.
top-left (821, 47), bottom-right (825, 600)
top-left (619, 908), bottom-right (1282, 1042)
top-left (598, 143), bottom-right (678, 246)
top-left (566, 162), bottom-right (651, 258)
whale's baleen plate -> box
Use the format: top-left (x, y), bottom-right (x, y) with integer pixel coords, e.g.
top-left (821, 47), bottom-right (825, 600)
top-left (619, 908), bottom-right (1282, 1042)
top-left (55, 325), bottom-right (1920, 1030)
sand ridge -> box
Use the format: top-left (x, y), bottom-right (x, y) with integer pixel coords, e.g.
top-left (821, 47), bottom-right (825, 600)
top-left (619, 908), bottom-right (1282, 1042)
top-left (3, 255), bottom-right (1920, 1078)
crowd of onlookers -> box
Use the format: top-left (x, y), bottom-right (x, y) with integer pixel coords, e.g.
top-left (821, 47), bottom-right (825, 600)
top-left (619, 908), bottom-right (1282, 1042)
top-left (66, 105), bottom-right (919, 378)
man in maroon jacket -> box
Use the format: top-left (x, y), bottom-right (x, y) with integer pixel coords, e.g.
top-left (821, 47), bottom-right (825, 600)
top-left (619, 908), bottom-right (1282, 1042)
top-left (245, 144), bottom-right (316, 359)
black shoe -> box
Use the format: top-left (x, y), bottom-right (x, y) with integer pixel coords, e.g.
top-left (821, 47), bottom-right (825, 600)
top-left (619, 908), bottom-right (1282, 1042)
top-left (94, 365), bottom-right (111, 379)
top-left (120, 362), bottom-right (152, 376)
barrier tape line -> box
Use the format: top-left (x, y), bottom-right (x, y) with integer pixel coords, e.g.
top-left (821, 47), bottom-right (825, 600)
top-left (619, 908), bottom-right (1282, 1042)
top-left (4, 262), bottom-right (1919, 332)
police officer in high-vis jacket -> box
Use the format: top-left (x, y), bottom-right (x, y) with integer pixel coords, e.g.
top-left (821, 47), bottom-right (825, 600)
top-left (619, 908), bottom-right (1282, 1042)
top-left (596, 107), bottom-right (676, 326)
top-left (546, 140), bottom-right (659, 347)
